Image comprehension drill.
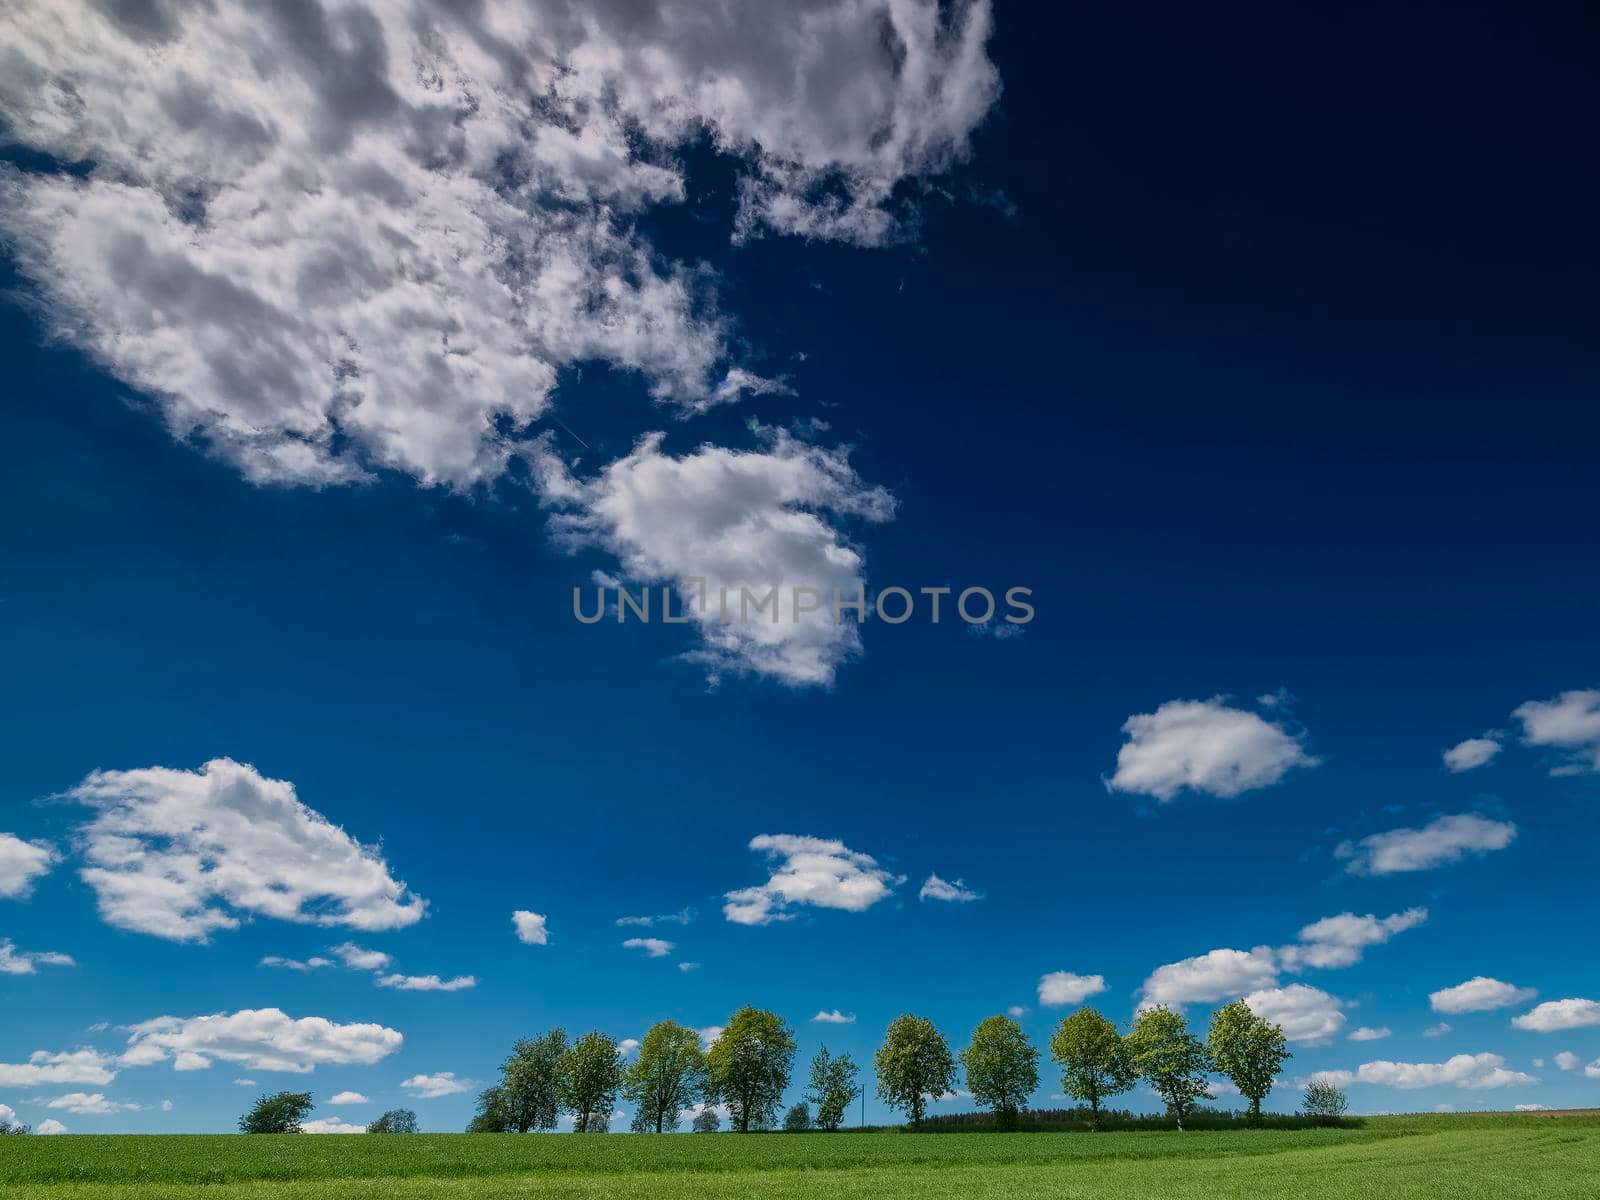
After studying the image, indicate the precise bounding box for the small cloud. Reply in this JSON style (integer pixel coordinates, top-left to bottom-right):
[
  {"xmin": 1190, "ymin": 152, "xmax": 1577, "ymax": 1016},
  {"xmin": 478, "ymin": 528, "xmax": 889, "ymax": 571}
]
[
  {"xmin": 36, "ymin": 1119, "xmax": 67, "ymax": 1135},
  {"xmin": 1423, "ymin": 1023, "xmax": 1452, "ymax": 1038},
  {"xmin": 1429, "ymin": 977, "xmax": 1537, "ymax": 1014},
  {"xmin": 812, "ymin": 1010, "xmax": 856, "ymax": 1024},
  {"xmin": 512, "ymin": 911, "xmax": 549, "ymax": 946},
  {"xmin": 697, "ymin": 1026, "xmax": 724, "ymax": 1050},
  {"xmin": 617, "ymin": 1039, "xmax": 641, "ymax": 1057},
  {"xmin": 616, "ymin": 908, "xmax": 694, "ymax": 928},
  {"xmin": 233, "ymin": 1078, "xmax": 257, "ymax": 1086},
  {"xmin": 374, "ymin": 973, "xmax": 477, "ymax": 992},
  {"xmin": 677, "ymin": 962, "xmax": 701, "ymax": 973},
  {"xmin": 259, "ymin": 955, "xmax": 334, "ymax": 972},
  {"xmin": 329, "ymin": 943, "xmax": 392, "ymax": 972},
  {"xmin": 622, "ymin": 938, "xmax": 674, "ymax": 958},
  {"xmin": 1348, "ymin": 1027, "xmax": 1392, "ymax": 1042},
  {"xmin": 1336, "ymin": 814, "xmax": 1516, "ymax": 875},
  {"xmin": 400, "ymin": 1072, "xmax": 470, "ymax": 1099},
  {"xmin": 1554, "ymin": 1052, "xmax": 1579, "ymax": 1071},
  {"xmin": 329, "ymin": 1092, "xmax": 369, "ymax": 1105},
  {"xmin": 302, "ymin": 1117, "xmax": 366, "ymax": 1134},
  {"xmin": 918, "ymin": 874, "xmax": 983, "ymax": 903},
  {"xmin": 1037, "ymin": 972, "xmax": 1108, "ymax": 1007},
  {"xmin": 1442, "ymin": 734, "xmax": 1503, "ymax": 773},
  {"xmin": 1007, "ymin": 1005, "xmax": 1028, "ymax": 1018}
]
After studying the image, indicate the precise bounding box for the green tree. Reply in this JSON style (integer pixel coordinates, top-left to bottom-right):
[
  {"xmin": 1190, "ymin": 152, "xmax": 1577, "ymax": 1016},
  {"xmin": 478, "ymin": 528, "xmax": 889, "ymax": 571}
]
[
  {"xmin": 366, "ymin": 1108, "xmax": 418, "ymax": 1134},
  {"xmin": 1301, "ymin": 1079, "xmax": 1349, "ymax": 1124},
  {"xmin": 959, "ymin": 1015, "xmax": 1039, "ymax": 1131},
  {"xmin": 805, "ymin": 1046, "xmax": 862, "ymax": 1132},
  {"xmin": 466, "ymin": 1085, "xmax": 510, "ymax": 1132},
  {"xmin": 238, "ymin": 1091, "xmax": 314, "ymax": 1134},
  {"xmin": 1207, "ymin": 1000, "xmax": 1291, "ymax": 1124},
  {"xmin": 1048, "ymin": 1007, "xmax": 1136, "ymax": 1129},
  {"xmin": 783, "ymin": 1102, "xmax": 812, "ymax": 1131},
  {"xmin": 704, "ymin": 1007, "xmax": 797, "ymax": 1133},
  {"xmin": 1126, "ymin": 1007, "xmax": 1213, "ymax": 1130},
  {"xmin": 691, "ymin": 1107, "xmax": 721, "ymax": 1133},
  {"xmin": 874, "ymin": 1014, "xmax": 956, "ymax": 1128},
  {"xmin": 623, "ymin": 1019, "xmax": 707, "ymax": 1134},
  {"xmin": 559, "ymin": 1031, "xmax": 625, "ymax": 1133},
  {"xmin": 496, "ymin": 1030, "xmax": 568, "ymax": 1132}
]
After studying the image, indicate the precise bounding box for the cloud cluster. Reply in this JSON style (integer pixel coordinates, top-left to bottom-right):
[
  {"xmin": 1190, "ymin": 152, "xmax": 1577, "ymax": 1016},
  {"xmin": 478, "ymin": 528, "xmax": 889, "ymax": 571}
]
[
  {"xmin": 66, "ymin": 758, "xmax": 424, "ymax": 942},
  {"xmin": 121, "ymin": 1008, "xmax": 403, "ymax": 1073},
  {"xmin": 0, "ymin": 833, "xmax": 56, "ymax": 899},
  {"xmin": 1107, "ymin": 698, "xmax": 1318, "ymax": 802},
  {"xmin": 1140, "ymin": 948, "xmax": 1279, "ymax": 1009},
  {"xmin": 45, "ymin": 1092, "xmax": 141, "ymax": 1115},
  {"xmin": 0, "ymin": 1049, "xmax": 118, "ymax": 1088},
  {"xmin": 1242, "ymin": 985, "xmax": 1345, "ymax": 1045},
  {"xmin": 1428, "ymin": 977, "xmax": 1537, "ymax": 1014},
  {"xmin": 1336, "ymin": 813, "xmax": 1516, "ymax": 876},
  {"xmin": 1276, "ymin": 908, "xmax": 1428, "ymax": 972},
  {"xmin": 1313, "ymin": 1053, "xmax": 1535, "ymax": 1090},
  {"xmin": 723, "ymin": 834, "xmax": 902, "ymax": 925}
]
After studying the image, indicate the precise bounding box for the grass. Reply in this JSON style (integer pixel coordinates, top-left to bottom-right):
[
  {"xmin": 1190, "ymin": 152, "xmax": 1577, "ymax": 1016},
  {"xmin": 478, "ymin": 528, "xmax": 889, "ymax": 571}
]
[{"xmin": 3, "ymin": 1115, "xmax": 1596, "ymax": 1198}]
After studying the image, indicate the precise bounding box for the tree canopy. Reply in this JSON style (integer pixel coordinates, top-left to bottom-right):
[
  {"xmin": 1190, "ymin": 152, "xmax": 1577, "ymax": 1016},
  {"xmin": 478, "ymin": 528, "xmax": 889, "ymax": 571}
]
[
  {"xmin": 1126, "ymin": 1007, "xmax": 1213, "ymax": 1130},
  {"xmin": 238, "ymin": 1091, "xmax": 314, "ymax": 1134},
  {"xmin": 806, "ymin": 1045, "xmax": 862, "ymax": 1132},
  {"xmin": 960, "ymin": 1015, "xmax": 1039, "ymax": 1130},
  {"xmin": 559, "ymin": 1031, "xmax": 626, "ymax": 1133},
  {"xmin": 623, "ymin": 1019, "xmax": 707, "ymax": 1134},
  {"xmin": 1048, "ymin": 1006, "xmax": 1137, "ymax": 1127},
  {"xmin": 705, "ymin": 1007, "xmax": 796, "ymax": 1133},
  {"xmin": 874, "ymin": 1014, "xmax": 956, "ymax": 1127},
  {"xmin": 495, "ymin": 1030, "xmax": 568, "ymax": 1132},
  {"xmin": 1207, "ymin": 1000, "xmax": 1291, "ymax": 1123},
  {"xmin": 366, "ymin": 1109, "xmax": 418, "ymax": 1134}
]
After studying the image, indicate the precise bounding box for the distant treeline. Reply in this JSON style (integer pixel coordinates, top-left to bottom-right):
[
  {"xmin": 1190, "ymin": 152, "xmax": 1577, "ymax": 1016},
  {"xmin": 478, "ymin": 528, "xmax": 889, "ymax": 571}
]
[
  {"xmin": 459, "ymin": 1000, "xmax": 1351, "ymax": 1134},
  {"xmin": 915, "ymin": 1106, "xmax": 1360, "ymax": 1133}
]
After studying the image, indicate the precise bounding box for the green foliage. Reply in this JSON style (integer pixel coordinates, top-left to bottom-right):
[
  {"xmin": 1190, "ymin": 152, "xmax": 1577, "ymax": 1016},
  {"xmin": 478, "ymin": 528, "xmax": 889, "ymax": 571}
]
[
  {"xmin": 1, "ymin": 1120, "xmax": 29, "ymax": 1135},
  {"xmin": 704, "ymin": 1007, "xmax": 797, "ymax": 1133},
  {"xmin": 784, "ymin": 1103, "xmax": 812, "ymax": 1131},
  {"xmin": 1048, "ymin": 1007, "xmax": 1136, "ymax": 1128},
  {"xmin": 1302, "ymin": 1080, "xmax": 1350, "ymax": 1123},
  {"xmin": 1208, "ymin": 1001, "xmax": 1291, "ymax": 1122},
  {"xmin": 874, "ymin": 1014, "xmax": 956, "ymax": 1128},
  {"xmin": 623, "ymin": 1019, "xmax": 706, "ymax": 1134},
  {"xmin": 692, "ymin": 1107, "xmax": 722, "ymax": 1133},
  {"xmin": 493, "ymin": 1030, "xmax": 568, "ymax": 1133},
  {"xmin": 238, "ymin": 1091, "xmax": 314, "ymax": 1134},
  {"xmin": 366, "ymin": 1109, "xmax": 418, "ymax": 1134},
  {"xmin": 559, "ymin": 1031, "xmax": 626, "ymax": 1133},
  {"xmin": 806, "ymin": 1046, "xmax": 862, "ymax": 1132},
  {"xmin": 1126, "ymin": 1007, "xmax": 1213, "ymax": 1130},
  {"xmin": 959, "ymin": 1015, "xmax": 1039, "ymax": 1131}
]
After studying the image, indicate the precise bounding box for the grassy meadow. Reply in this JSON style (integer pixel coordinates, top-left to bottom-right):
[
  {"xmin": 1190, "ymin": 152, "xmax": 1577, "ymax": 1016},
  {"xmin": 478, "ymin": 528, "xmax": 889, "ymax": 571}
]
[{"xmin": 2, "ymin": 1114, "xmax": 1596, "ymax": 1199}]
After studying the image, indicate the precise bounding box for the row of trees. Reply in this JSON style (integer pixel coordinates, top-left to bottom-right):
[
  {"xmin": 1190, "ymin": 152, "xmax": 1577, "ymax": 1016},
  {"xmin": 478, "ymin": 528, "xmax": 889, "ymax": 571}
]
[{"xmin": 469, "ymin": 1000, "xmax": 1307, "ymax": 1134}]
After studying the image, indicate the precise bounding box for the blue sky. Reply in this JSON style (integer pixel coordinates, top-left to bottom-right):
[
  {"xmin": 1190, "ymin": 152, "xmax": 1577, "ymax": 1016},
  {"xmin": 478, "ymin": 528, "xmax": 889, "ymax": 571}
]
[{"xmin": 2, "ymin": 1, "xmax": 1598, "ymax": 1133}]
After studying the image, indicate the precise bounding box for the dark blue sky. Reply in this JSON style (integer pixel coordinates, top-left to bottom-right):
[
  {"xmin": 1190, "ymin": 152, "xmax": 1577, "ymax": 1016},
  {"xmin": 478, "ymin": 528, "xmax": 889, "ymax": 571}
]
[{"xmin": 1, "ymin": 1, "xmax": 1596, "ymax": 1130}]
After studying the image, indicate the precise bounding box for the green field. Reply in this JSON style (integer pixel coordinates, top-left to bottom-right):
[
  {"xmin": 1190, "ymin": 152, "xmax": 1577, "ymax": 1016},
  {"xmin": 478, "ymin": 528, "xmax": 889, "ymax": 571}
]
[{"xmin": 4, "ymin": 1116, "xmax": 1597, "ymax": 1198}]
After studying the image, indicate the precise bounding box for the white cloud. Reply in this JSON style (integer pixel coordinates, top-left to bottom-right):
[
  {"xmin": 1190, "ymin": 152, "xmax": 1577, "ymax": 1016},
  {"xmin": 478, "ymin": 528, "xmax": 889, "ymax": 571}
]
[
  {"xmin": 1587, "ymin": 1060, "xmax": 1600, "ymax": 1080},
  {"xmin": 46, "ymin": 1092, "xmax": 142, "ymax": 1115},
  {"xmin": 375, "ymin": 973, "xmax": 476, "ymax": 992},
  {"xmin": 1554, "ymin": 1052, "xmax": 1579, "ymax": 1071},
  {"xmin": 260, "ymin": 955, "xmax": 334, "ymax": 972},
  {"xmin": 812, "ymin": 1010, "xmax": 856, "ymax": 1024},
  {"xmin": 0, "ymin": 1, "xmax": 997, "ymax": 686},
  {"xmin": 161, "ymin": 1099, "xmax": 173, "ymax": 1112},
  {"xmin": 0, "ymin": 833, "xmax": 56, "ymax": 898},
  {"xmin": 621, "ymin": 938, "xmax": 674, "ymax": 959},
  {"xmin": 512, "ymin": 911, "xmax": 549, "ymax": 946},
  {"xmin": 65, "ymin": 758, "xmax": 424, "ymax": 942},
  {"xmin": 918, "ymin": 874, "xmax": 983, "ymax": 903},
  {"xmin": 1106, "ymin": 698, "xmax": 1318, "ymax": 802},
  {"xmin": 0, "ymin": 1049, "xmax": 117, "ymax": 1088},
  {"xmin": 677, "ymin": 962, "xmax": 701, "ymax": 973},
  {"xmin": 0, "ymin": 937, "xmax": 75, "ymax": 976},
  {"xmin": 303, "ymin": 1117, "xmax": 366, "ymax": 1134},
  {"xmin": 1037, "ymin": 972, "xmax": 1109, "ymax": 1007},
  {"xmin": 122, "ymin": 1008, "xmax": 402, "ymax": 1073},
  {"xmin": 1429, "ymin": 977, "xmax": 1538, "ymax": 1014},
  {"xmin": 534, "ymin": 430, "xmax": 895, "ymax": 687},
  {"xmin": 1348, "ymin": 1027, "xmax": 1392, "ymax": 1042},
  {"xmin": 0, "ymin": 1103, "xmax": 15, "ymax": 1127},
  {"xmin": 1277, "ymin": 908, "xmax": 1428, "ymax": 972},
  {"xmin": 1515, "ymin": 1103, "xmax": 1549, "ymax": 1111},
  {"xmin": 616, "ymin": 909, "xmax": 693, "ymax": 928},
  {"xmin": 400, "ymin": 1072, "xmax": 469, "ymax": 1099},
  {"xmin": 1340, "ymin": 1053, "xmax": 1536, "ymax": 1090},
  {"xmin": 233, "ymin": 1078, "xmax": 257, "ymax": 1087},
  {"xmin": 1243, "ymin": 985, "xmax": 1345, "ymax": 1045},
  {"xmin": 1443, "ymin": 736, "xmax": 1502, "ymax": 772},
  {"xmin": 617, "ymin": 1039, "xmax": 640, "ymax": 1058},
  {"xmin": 697, "ymin": 1027, "xmax": 724, "ymax": 1050},
  {"xmin": 1513, "ymin": 689, "xmax": 1600, "ymax": 774},
  {"xmin": 1511, "ymin": 999, "xmax": 1600, "ymax": 1033},
  {"xmin": 723, "ymin": 834, "xmax": 901, "ymax": 925},
  {"xmin": 1140, "ymin": 948, "xmax": 1277, "ymax": 1009},
  {"xmin": 1007, "ymin": 1005, "xmax": 1028, "ymax": 1018},
  {"xmin": 1336, "ymin": 814, "xmax": 1516, "ymax": 875},
  {"xmin": 174, "ymin": 1052, "xmax": 211, "ymax": 1072},
  {"xmin": 36, "ymin": 1118, "xmax": 67, "ymax": 1135},
  {"xmin": 329, "ymin": 1091, "xmax": 369, "ymax": 1105},
  {"xmin": 1424, "ymin": 1023, "xmax": 1452, "ymax": 1038},
  {"xmin": 330, "ymin": 943, "xmax": 393, "ymax": 972}
]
